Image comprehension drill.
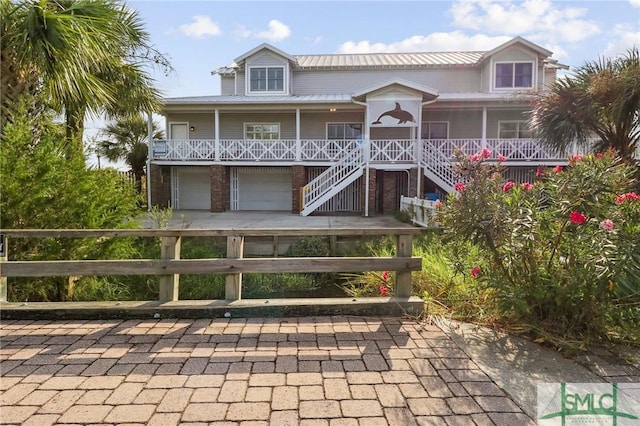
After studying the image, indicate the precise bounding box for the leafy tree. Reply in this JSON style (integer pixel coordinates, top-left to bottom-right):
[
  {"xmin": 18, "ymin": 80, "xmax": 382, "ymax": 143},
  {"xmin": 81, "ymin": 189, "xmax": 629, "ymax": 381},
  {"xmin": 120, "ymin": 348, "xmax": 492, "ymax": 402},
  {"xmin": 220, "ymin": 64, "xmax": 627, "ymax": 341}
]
[
  {"xmin": 99, "ymin": 115, "xmax": 164, "ymax": 192},
  {"xmin": 0, "ymin": 98, "xmax": 142, "ymax": 301},
  {"xmin": 0, "ymin": 0, "xmax": 171, "ymax": 145},
  {"xmin": 530, "ymin": 47, "xmax": 640, "ymax": 163}
]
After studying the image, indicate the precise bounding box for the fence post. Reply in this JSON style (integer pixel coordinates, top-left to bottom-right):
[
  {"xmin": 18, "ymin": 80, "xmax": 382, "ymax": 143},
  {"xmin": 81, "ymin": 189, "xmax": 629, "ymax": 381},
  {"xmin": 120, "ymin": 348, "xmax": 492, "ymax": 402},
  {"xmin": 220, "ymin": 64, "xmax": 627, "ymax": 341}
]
[
  {"xmin": 0, "ymin": 234, "xmax": 7, "ymax": 302},
  {"xmin": 395, "ymin": 233, "xmax": 413, "ymax": 297},
  {"xmin": 225, "ymin": 236, "xmax": 244, "ymax": 300},
  {"xmin": 159, "ymin": 236, "xmax": 181, "ymax": 302}
]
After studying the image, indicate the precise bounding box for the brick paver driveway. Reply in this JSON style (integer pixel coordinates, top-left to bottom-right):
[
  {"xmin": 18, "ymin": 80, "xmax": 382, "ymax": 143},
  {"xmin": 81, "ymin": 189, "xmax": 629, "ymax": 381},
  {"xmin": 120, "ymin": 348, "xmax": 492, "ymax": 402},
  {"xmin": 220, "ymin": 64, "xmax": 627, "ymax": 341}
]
[{"xmin": 0, "ymin": 317, "xmax": 534, "ymax": 425}]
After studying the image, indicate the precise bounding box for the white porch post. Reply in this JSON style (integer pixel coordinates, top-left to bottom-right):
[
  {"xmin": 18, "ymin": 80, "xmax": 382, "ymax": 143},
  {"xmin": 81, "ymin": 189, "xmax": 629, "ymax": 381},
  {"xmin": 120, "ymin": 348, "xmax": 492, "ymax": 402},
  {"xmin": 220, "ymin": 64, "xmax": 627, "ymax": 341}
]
[
  {"xmin": 416, "ymin": 107, "xmax": 423, "ymax": 198},
  {"xmin": 295, "ymin": 108, "xmax": 301, "ymax": 161},
  {"xmin": 482, "ymin": 107, "xmax": 487, "ymax": 149},
  {"xmin": 146, "ymin": 112, "xmax": 153, "ymax": 211},
  {"xmin": 214, "ymin": 109, "xmax": 220, "ymax": 161},
  {"xmin": 364, "ymin": 140, "xmax": 370, "ymax": 217}
]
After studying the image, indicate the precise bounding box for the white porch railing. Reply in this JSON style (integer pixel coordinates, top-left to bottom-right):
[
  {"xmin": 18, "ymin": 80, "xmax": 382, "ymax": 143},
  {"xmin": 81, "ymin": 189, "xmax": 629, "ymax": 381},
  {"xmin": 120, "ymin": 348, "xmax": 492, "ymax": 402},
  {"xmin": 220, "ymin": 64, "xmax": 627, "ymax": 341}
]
[
  {"xmin": 420, "ymin": 143, "xmax": 456, "ymax": 193},
  {"xmin": 151, "ymin": 138, "xmax": 604, "ymax": 163},
  {"xmin": 400, "ymin": 196, "xmax": 438, "ymax": 228},
  {"xmin": 300, "ymin": 144, "xmax": 366, "ymax": 216}
]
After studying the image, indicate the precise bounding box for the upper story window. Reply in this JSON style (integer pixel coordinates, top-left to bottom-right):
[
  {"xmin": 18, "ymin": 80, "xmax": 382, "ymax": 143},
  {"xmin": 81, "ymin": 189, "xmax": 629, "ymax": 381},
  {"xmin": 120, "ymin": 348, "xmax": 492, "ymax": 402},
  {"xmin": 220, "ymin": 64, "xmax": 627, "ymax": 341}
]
[
  {"xmin": 498, "ymin": 121, "xmax": 534, "ymax": 139},
  {"xmin": 495, "ymin": 62, "xmax": 533, "ymax": 89},
  {"xmin": 245, "ymin": 123, "xmax": 280, "ymax": 140},
  {"xmin": 327, "ymin": 123, "xmax": 363, "ymax": 140},
  {"xmin": 249, "ymin": 67, "xmax": 284, "ymax": 93},
  {"xmin": 421, "ymin": 122, "xmax": 449, "ymax": 139}
]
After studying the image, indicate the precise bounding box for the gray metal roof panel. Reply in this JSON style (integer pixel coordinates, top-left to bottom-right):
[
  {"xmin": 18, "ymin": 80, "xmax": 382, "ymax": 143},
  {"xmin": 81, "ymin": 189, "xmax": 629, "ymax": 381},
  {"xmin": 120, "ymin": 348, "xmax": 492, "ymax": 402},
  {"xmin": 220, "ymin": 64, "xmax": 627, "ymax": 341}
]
[{"xmin": 164, "ymin": 94, "xmax": 354, "ymax": 104}]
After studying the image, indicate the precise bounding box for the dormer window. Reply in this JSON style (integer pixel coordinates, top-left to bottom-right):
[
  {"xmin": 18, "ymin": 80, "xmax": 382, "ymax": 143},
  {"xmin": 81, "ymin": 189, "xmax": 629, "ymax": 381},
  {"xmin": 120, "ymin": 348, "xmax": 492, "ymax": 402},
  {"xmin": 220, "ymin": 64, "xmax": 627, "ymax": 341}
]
[
  {"xmin": 495, "ymin": 62, "xmax": 533, "ymax": 89},
  {"xmin": 249, "ymin": 66, "xmax": 284, "ymax": 93}
]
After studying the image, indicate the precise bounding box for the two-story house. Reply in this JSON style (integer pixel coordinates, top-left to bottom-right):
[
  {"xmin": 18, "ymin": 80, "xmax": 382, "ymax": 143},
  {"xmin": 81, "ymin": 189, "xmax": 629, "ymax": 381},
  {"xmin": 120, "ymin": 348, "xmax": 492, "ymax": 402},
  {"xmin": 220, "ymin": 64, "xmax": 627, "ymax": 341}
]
[{"xmin": 150, "ymin": 36, "xmax": 569, "ymax": 216}]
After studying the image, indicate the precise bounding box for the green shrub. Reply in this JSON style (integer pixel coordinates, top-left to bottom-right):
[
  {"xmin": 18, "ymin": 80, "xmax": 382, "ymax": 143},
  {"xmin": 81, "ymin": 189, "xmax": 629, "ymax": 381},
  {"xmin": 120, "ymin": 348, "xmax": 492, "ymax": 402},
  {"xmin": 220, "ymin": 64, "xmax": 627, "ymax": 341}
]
[{"xmin": 435, "ymin": 149, "xmax": 640, "ymax": 341}]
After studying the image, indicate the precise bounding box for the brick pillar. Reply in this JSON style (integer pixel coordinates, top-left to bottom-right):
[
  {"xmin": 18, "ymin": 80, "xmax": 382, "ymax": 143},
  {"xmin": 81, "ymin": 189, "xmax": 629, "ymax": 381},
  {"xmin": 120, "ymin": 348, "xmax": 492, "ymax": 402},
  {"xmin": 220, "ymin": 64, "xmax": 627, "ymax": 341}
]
[
  {"xmin": 291, "ymin": 165, "xmax": 306, "ymax": 213},
  {"xmin": 409, "ymin": 168, "xmax": 419, "ymax": 198},
  {"xmin": 150, "ymin": 165, "xmax": 171, "ymax": 208},
  {"xmin": 360, "ymin": 169, "xmax": 377, "ymax": 216},
  {"xmin": 382, "ymin": 171, "xmax": 397, "ymax": 214},
  {"xmin": 210, "ymin": 165, "xmax": 228, "ymax": 212}
]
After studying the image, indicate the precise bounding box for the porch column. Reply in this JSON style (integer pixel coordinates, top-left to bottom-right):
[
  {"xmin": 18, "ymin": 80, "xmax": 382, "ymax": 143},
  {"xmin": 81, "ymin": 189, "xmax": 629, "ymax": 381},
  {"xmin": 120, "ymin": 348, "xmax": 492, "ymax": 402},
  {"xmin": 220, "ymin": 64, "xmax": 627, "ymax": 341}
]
[
  {"xmin": 291, "ymin": 165, "xmax": 305, "ymax": 214},
  {"xmin": 416, "ymin": 106, "xmax": 423, "ymax": 198},
  {"xmin": 210, "ymin": 165, "xmax": 227, "ymax": 212},
  {"xmin": 214, "ymin": 109, "xmax": 220, "ymax": 161},
  {"xmin": 146, "ymin": 112, "xmax": 153, "ymax": 211},
  {"xmin": 295, "ymin": 108, "xmax": 301, "ymax": 161},
  {"xmin": 482, "ymin": 107, "xmax": 487, "ymax": 149}
]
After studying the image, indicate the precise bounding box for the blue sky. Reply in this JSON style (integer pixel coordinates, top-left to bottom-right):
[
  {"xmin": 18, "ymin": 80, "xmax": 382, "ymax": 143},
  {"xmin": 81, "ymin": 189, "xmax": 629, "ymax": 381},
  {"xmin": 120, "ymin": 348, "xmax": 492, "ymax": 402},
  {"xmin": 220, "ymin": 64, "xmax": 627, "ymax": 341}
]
[
  {"xmin": 130, "ymin": 0, "xmax": 640, "ymax": 98},
  {"xmin": 87, "ymin": 0, "xmax": 639, "ymax": 168}
]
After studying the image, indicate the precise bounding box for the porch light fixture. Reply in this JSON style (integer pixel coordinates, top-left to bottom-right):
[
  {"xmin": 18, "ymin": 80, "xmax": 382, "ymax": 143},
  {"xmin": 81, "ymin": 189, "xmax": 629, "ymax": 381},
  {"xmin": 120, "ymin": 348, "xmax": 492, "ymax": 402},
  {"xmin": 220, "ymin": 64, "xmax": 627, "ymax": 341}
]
[
  {"xmin": 329, "ymin": 108, "xmax": 336, "ymax": 112},
  {"xmin": 190, "ymin": 125, "xmax": 196, "ymax": 131}
]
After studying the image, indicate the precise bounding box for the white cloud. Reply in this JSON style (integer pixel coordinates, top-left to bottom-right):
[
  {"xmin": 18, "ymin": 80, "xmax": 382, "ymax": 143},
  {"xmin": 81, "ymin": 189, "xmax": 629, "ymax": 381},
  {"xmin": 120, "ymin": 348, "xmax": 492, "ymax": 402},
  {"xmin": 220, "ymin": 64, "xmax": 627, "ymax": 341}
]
[
  {"xmin": 337, "ymin": 31, "xmax": 511, "ymax": 53},
  {"xmin": 449, "ymin": 0, "xmax": 600, "ymax": 43},
  {"xmin": 236, "ymin": 20, "xmax": 291, "ymax": 42},
  {"xmin": 602, "ymin": 25, "xmax": 640, "ymax": 59},
  {"xmin": 255, "ymin": 20, "xmax": 291, "ymax": 42},
  {"xmin": 629, "ymin": 0, "xmax": 640, "ymax": 8},
  {"xmin": 179, "ymin": 16, "xmax": 221, "ymax": 39}
]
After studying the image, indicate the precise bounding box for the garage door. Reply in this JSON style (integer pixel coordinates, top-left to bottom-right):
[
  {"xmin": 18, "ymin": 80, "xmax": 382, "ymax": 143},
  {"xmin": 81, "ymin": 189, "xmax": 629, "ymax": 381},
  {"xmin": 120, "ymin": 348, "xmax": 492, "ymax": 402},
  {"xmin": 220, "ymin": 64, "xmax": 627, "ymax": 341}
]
[
  {"xmin": 235, "ymin": 168, "xmax": 291, "ymax": 211},
  {"xmin": 172, "ymin": 167, "xmax": 211, "ymax": 210}
]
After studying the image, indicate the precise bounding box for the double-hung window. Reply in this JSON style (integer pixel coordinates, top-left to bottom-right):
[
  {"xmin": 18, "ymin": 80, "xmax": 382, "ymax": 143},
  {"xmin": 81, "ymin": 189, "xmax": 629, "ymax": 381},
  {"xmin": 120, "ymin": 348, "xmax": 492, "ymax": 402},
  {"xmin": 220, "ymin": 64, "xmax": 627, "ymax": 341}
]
[
  {"xmin": 327, "ymin": 123, "xmax": 363, "ymax": 140},
  {"xmin": 421, "ymin": 122, "xmax": 449, "ymax": 139},
  {"xmin": 498, "ymin": 121, "xmax": 533, "ymax": 139},
  {"xmin": 249, "ymin": 67, "xmax": 284, "ymax": 93},
  {"xmin": 245, "ymin": 124, "xmax": 280, "ymax": 140},
  {"xmin": 495, "ymin": 62, "xmax": 533, "ymax": 89}
]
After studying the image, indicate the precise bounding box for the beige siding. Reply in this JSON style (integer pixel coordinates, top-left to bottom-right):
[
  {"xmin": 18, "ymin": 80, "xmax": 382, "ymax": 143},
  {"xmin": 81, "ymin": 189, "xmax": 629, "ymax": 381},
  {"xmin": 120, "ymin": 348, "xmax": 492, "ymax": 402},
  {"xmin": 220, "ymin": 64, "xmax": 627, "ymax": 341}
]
[
  {"xmin": 492, "ymin": 46, "xmax": 537, "ymax": 62},
  {"xmin": 423, "ymin": 110, "xmax": 484, "ymax": 139},
  {"xmin": 219, "ymin": 113, "xmax": 297, "ymax": 139},
  {"xmin": 292, "ymin": 68, "xmax": 481, "ymax": 95},
  {"xmin": 300, "ymin": 112, "xmax": 365, "ymax": 138},
  {"xmin": 166, "ymin": 113, "xmax": 215, "ymax": 139},
  {"xmin": 486, "ymin": 109, "xmax": 530, "ymax": 137},
  {"xmin": 221, "ymin": 76, "xmax": 236, "ymax": 95},
  {"xmin": 236, "ymin": 71, "xmax": 246, "ymax": 94},
  {"xmin": 247, "ymin": 51, "xmax": 288, "ymax": 67}
]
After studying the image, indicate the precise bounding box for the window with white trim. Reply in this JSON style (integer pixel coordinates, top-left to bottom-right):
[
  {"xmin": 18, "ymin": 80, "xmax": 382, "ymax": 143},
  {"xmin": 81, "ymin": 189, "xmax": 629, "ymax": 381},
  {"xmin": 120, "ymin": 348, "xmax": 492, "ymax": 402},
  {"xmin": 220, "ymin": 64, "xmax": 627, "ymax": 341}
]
[
  {"xmin": 498, "ymin": 121, "xmax": 534, "ymax": 139},
  {"xmin": 495, "ymin": 62, "xmax": 533, "ymax": 89},
  {"xmin": 327, "ymin": 123, "xmax": 363, "ymax": 140},
  {"xmin": 421, "ymin": 122, "xmax": 449, "ymax": 139},
  {"xmin": 249, "ymin": 67, "xmax": 284, "ymax": 92},
  {"xmin": 245, "ymin": 123, "xmax": 280, "ymax": 140}
]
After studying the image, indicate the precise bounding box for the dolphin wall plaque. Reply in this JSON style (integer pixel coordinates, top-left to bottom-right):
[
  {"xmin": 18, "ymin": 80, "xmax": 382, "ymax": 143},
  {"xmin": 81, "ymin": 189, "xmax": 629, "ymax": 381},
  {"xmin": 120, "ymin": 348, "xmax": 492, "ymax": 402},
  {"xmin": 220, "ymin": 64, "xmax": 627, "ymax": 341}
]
[{"xmin": 371, "ymin": 102, "xmax": 416, "ymax": 125}]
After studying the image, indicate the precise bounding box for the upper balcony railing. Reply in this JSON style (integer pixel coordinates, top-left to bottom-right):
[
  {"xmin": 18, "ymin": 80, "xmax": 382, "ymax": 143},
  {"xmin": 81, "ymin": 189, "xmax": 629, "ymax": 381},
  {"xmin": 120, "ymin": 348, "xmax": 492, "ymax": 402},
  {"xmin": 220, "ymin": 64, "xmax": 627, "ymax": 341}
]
[{"xmin": 151, "ymin": 138, "xmax": 578, "ymax": 164}]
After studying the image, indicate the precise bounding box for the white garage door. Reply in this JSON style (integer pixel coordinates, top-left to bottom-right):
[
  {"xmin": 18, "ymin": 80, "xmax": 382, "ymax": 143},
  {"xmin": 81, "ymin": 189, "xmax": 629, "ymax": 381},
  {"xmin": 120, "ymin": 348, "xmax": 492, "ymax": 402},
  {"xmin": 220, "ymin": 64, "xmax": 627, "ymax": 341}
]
[
  {"xmin": 235, "ymin": 168, "xmax": 291, "ymax": 211},
  {"xmin": 172, "ymin": 167, "xmax": 211, "ymax": 210}
]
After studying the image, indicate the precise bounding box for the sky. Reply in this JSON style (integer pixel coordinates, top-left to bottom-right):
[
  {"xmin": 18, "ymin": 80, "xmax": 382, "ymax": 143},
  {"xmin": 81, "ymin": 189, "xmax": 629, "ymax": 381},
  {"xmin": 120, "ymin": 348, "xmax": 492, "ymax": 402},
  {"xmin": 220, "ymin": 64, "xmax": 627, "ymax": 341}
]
[{"xmin": 87, "ymin": 0, "xmax": 640, "ymax": 168}]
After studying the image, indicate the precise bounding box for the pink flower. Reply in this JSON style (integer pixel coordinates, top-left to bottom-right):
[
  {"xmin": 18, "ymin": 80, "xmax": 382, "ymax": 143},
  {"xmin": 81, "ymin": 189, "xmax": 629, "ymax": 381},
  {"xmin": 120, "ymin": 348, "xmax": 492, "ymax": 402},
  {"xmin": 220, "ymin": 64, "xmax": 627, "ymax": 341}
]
[
  {"xmin": 502, "ymin": 181, "xmax": 516, "ymax": 192},
  {"xmin": 521, "ymin": 182, "xmax": 533, "ymax": 191},
  {"xmin": 471, "ymin": 266, "xmax": 481, "ymax": 278},
  {"xmin": 435, "ymin": 200, "xmax": 442, "ymax": 209},
  {"xmin": 497, "ymin": 153, "xmax": 507, "ymax": 162},
  {"xmin": 454, "ymin": 182, "xmax": 466, "ymax": 193},
  {"xmin": 381, "ymin": 271, "xmax": 390, "ymax": 282},
  {"xmin": 468, "ymin": 153, "xmax": 481, "ymax": 162},
  {"xmin": 553, "ymin": 165, "xmax": 563, "ymax": 173},
  {"xmin": 569, "ymin": 211, "xmax": 587, "ymax": 225},
  {"xmin": 600, "ymin": 219, "xmax": 615, "ymax": 231},
  {"xmin": 595, "ymin": 152, "xmax": 604, "ymax": 159},
  {"xmin": 569, "ymin": 155, "xmax": 583, "ymax": 165},
  {"xmin": 480, "ymin": 148, "xmax": 491, "ymax": 159},
  {"xmin": 615, "ymin": 192, "xmax": 640, "ymax": 204},
  {"xmin": 535, "ymin": 168, "xmax": 544, "ymax": 177},
  {"xmin": 379, "ymin": 285, "xmax": 389, "ymax": 297}
]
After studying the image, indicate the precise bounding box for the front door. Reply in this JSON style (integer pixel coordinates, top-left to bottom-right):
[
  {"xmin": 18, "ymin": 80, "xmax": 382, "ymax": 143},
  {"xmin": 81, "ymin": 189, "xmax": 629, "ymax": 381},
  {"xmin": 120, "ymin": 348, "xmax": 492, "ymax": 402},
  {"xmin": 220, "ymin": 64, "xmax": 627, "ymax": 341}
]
[{"xmin": 170, "ymin": 123, "xmax": 189, "ymax": 139}]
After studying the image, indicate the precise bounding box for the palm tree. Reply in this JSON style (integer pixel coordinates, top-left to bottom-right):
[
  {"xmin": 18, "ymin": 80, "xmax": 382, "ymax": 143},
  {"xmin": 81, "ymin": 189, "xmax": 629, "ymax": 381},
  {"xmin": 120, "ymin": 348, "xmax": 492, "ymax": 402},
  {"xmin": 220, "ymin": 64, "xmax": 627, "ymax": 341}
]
[
  {"xmin": 99, "ymin": 115, "xmax": 163, "ymax": 192},
  {"xmin": 0, "ymin": 0, "xmax": 171, "ymax": 145},
  {"xmin": 530, "ymin": 47, "xmax": 640, "ymax": 163}
]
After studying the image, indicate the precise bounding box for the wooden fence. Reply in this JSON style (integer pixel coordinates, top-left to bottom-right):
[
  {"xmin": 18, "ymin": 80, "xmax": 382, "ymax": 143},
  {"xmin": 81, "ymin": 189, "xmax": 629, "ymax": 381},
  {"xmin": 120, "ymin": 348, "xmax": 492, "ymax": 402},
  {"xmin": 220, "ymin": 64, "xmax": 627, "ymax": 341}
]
[{"xmin": 0, "ymin": 228, "xmax": 422, "ymax": 304}]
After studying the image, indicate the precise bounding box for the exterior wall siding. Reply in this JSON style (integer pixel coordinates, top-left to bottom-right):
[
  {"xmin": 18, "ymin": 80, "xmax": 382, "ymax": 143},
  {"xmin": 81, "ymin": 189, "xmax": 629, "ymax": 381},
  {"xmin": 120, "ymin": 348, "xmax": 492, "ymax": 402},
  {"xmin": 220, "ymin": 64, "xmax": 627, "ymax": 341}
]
[
  {"xmin": 292, "ymin": 68, "xmax": 481, "ymax": 95},
  {"xmin": 486, "ymin": 109, "xmax": 531, "ymax": 137},
  {"xmin": 166, "ymin": 113, "xmax": 215, "ymax": 140},
  {"xmin": 219, "ymin": 113, "xmax": 297, "ymax": 139},
  {"xmin": 221, "ymin": 76, "xmax": 236, "ymax": 95}
]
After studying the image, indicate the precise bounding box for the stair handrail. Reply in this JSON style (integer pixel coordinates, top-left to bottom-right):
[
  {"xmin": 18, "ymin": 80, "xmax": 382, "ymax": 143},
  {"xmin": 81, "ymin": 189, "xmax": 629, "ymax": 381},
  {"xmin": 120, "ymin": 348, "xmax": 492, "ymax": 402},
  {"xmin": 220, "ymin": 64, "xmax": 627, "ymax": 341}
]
[
  {"xmin": 420, "ymin": 142, "xmax": 456, "ymax": 191},
  {"xmin": 302, "ymin": 143, "xmax": 366, "ymax": 211}
]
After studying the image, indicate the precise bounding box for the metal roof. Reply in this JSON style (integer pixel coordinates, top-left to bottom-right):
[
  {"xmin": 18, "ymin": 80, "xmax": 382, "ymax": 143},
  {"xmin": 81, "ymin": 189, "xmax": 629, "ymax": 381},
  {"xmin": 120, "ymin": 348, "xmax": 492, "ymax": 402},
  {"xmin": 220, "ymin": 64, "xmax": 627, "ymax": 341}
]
[
  {"xmin": 295, "ymin": 51, "xmax": 484, "ymax": 68},
  {"xmin": 164, "ymin": 94, "xmax": 353, "ymax": 105}
]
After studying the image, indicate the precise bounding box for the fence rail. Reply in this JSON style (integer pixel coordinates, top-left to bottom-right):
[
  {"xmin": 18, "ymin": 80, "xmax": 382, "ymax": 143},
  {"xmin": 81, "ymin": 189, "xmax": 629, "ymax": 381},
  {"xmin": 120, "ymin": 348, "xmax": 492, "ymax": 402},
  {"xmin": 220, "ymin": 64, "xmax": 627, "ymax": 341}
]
[{"xmin": 0, "ymin": 227, "xmax": 422, "ymax": 303}]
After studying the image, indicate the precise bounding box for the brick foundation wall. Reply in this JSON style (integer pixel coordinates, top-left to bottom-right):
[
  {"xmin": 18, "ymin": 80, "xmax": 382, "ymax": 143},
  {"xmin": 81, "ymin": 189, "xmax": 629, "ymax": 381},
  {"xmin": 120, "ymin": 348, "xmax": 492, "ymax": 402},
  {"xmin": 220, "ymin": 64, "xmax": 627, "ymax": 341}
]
[
  {"xmin": 360, "ymin": 169, "xmax": 377, "ymax": 216},
  {"xmin": 382, "ymin": 171, "xmax": 398, "ymax": 214},
  {"xmin": 291, "ymin": 165, "xmax": 306, "ymax": 213},
  {"xmin": 409, "ymin": 168, "xmax": 419, "ymax": 198},
  {"xmin": 150, "ymin": 165, "xmax": 171, "ymax": 208},
  {"xmin": 210, "ymin": 165, "xmax": 229, "ymax": 212}
]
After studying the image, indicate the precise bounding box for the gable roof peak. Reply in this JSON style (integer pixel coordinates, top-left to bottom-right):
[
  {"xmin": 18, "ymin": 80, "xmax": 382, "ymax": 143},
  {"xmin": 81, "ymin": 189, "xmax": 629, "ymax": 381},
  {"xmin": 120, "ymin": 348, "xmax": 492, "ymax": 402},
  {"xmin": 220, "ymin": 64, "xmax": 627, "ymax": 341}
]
[{"xmin": 234, "ymin": 43, "xmax": 296, "ymax": 64}]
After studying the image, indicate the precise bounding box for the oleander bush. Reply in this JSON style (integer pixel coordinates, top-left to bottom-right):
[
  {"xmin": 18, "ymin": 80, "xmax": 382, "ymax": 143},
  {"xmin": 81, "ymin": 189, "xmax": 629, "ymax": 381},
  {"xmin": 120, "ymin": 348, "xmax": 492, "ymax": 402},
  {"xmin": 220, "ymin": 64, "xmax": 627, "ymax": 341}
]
[{"xmin": 435, "ymin": 148, "xmax": 640, "ymax": 342}]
